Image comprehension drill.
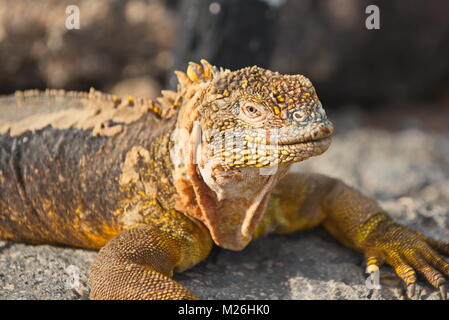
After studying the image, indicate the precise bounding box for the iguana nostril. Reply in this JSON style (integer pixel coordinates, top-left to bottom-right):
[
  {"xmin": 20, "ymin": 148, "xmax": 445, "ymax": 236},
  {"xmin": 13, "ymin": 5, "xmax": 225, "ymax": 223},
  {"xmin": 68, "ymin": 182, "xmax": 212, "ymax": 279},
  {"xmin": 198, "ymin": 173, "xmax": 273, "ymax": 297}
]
[
  {"xmin": 311, "ymin": 123, "xmax": 333, "ymax": 139},
  {"xmin": 321, "ymin": 125, "xmax": 332, "ymax": 135}
]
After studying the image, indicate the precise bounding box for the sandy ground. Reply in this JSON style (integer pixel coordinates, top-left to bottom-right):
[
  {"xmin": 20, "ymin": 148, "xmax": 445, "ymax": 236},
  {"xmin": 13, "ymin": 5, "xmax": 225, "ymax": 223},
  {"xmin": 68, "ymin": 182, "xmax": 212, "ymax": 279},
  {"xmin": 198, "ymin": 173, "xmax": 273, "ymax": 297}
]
[{"xmin": 0, "ymin": 109, "xmax": 448, "ymax": 300}]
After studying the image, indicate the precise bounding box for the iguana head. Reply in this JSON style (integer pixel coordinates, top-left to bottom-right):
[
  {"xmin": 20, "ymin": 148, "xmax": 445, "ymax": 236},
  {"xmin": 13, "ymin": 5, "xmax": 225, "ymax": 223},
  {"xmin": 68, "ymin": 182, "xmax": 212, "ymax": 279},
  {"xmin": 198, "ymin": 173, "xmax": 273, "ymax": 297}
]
[{"xmin": 171, "ymin": 60, "xmax": 333, "ymax": 250}]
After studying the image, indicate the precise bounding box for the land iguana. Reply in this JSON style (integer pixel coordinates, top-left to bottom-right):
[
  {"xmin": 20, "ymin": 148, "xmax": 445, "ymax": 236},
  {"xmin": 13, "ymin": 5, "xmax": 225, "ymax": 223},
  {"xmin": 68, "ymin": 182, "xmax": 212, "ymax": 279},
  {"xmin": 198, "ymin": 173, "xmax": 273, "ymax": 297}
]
[{"xmin": 0, "ymin": 60, "xmax": 448, "ymax": 300}]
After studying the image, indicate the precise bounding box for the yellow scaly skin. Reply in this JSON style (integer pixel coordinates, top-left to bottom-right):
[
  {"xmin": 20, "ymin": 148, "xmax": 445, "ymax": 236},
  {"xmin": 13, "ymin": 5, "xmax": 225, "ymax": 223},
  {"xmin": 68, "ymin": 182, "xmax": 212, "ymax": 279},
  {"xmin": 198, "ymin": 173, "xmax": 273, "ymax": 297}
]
[{"xmin": 0, "ymin": 60, "xmax": 448, "ymax": 299}]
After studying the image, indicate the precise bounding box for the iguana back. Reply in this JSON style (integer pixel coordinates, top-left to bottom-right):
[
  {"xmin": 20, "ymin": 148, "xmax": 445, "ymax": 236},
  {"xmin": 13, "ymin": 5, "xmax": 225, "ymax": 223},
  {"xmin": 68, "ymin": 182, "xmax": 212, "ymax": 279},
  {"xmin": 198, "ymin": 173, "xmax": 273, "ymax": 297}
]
[{"xmin": 0, "ymin": 89, "xmax": 178, "ymax": 249}]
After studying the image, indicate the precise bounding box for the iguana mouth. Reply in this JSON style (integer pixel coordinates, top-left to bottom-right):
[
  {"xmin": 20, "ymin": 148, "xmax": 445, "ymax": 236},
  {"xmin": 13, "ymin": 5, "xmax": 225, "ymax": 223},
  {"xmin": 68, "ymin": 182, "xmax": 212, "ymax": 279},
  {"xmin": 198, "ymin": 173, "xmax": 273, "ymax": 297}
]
[
  {"xmin": 210, "ymin": 135, "xmax": 332, "ymax": 168},
  {"xmin": 270, "ymin": 135, "xmax": 332, "ymax": 147}
]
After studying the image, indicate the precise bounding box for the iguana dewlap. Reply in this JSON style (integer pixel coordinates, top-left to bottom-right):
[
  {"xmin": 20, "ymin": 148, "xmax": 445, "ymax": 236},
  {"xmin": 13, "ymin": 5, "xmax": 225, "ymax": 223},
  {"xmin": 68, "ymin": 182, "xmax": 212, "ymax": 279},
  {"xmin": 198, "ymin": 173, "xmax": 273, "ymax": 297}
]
[{"xmin": 0, "ymin": 60, "xmax": 448, "ymax": 299}]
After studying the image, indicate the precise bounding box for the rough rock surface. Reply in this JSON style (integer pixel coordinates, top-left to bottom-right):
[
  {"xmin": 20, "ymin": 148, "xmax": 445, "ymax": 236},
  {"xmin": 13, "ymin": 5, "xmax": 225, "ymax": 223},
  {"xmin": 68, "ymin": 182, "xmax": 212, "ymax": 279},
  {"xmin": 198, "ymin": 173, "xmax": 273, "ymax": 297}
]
[{"xmin": 0, "ymin": 110, "xmax": 448, "ymax": 300}]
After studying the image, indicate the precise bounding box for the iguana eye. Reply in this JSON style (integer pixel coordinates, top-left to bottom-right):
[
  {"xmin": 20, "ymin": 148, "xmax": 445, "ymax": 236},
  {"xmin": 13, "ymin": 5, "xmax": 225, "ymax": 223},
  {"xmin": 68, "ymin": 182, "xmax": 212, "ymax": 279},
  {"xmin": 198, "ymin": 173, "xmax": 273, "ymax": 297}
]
[
  {"xmin": 292, "ymin": 110, "xmax": 307, "ymax": 122},
  {"xmin": 242, "ymin": 105, "xmax": 262, "ymax": 118}
]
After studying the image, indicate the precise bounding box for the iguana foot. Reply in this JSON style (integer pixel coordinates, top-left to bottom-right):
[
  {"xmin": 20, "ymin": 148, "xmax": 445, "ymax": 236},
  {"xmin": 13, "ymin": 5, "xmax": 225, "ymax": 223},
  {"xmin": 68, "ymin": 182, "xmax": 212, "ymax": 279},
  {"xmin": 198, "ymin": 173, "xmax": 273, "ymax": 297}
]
[{"xmin": 362, "ymin": 215, "xmax": 449, "ymax": 299}]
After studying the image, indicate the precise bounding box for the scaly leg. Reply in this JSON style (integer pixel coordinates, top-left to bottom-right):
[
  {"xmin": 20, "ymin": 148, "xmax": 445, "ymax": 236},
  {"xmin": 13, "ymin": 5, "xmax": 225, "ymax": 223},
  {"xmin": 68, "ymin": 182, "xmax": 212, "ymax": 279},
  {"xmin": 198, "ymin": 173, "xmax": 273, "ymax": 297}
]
[
  {"xmin": 263, "ymin": 172, "xmax": 449, "ymax": 299},
  {"xmin": 89, "ymin": 223, "xmax": 212, "ymax": 300}
]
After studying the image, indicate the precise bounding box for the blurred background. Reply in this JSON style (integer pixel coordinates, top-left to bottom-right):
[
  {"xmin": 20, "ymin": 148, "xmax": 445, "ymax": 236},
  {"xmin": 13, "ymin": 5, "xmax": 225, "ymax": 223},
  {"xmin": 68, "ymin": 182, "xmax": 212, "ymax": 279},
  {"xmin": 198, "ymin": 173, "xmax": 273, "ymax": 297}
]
[{"xmin": 1, "ymin": 0, "xmax": 448, "ymax": 117}]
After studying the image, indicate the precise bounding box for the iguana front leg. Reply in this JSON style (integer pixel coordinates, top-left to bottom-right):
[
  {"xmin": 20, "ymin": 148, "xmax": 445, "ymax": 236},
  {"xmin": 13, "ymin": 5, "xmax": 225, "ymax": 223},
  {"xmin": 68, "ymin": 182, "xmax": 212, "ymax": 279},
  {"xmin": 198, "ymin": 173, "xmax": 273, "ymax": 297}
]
[
  {"xmin": 265, "ymin": 172, "xmax": 449, "ymax": 299},
  {"xmin": 89, "ymin": 223, "xmax": 212, "ymax": 300}
]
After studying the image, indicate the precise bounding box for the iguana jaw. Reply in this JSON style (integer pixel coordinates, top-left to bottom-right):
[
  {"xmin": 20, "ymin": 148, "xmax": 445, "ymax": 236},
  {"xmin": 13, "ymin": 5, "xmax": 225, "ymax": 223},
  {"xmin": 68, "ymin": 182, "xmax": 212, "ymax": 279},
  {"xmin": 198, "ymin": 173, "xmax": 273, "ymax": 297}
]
[{"xmin": 206, "ymin": 133, "xmax": 332, "ymax": 169}]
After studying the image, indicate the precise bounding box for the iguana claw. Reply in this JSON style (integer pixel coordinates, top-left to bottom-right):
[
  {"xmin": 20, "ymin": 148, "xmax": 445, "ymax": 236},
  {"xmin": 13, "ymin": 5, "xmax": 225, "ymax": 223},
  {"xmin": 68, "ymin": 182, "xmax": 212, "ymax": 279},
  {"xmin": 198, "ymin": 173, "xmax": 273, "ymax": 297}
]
[{"xmin": 361, "ymin": 220, "xmax": 449, "ymax": 300}]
